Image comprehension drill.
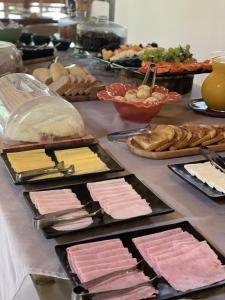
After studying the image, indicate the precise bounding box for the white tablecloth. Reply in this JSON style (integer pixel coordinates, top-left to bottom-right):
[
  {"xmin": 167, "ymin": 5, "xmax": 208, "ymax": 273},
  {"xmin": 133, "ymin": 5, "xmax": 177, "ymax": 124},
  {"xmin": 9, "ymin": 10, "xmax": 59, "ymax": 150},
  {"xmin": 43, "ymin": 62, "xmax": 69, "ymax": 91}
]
[{"xmin": 0, "ymin": 76, "xmax": 225, "ymax": 300}]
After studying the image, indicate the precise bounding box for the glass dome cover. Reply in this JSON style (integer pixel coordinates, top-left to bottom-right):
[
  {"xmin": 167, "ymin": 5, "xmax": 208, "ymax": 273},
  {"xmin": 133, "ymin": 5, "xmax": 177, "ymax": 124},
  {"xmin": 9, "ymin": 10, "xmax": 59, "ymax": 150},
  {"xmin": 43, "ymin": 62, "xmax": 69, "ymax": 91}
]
[
  {"xmin": 77, "ymin": 16, "xmax": 127, "ymax": 52},
  {"xmin": 0, "ymin": 73, "xmax": 85, "ymax": 144}
]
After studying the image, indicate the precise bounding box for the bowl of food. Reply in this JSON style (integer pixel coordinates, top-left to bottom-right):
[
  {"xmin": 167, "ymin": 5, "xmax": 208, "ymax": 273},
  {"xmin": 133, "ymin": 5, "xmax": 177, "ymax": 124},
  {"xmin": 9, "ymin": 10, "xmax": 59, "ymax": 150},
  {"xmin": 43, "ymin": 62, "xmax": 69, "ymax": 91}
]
[{"xmin": 97, "ymin": 83, "xmax": 182, "ymax": 123}]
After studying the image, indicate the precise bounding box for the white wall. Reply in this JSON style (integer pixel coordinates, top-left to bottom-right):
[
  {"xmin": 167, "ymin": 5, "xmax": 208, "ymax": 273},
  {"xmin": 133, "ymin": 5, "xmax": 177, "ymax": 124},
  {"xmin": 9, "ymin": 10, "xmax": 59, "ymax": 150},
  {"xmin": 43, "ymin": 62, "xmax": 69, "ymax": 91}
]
[{"xmin": 115, "ymin": 0, "xmax": 225, "ymax": 60}]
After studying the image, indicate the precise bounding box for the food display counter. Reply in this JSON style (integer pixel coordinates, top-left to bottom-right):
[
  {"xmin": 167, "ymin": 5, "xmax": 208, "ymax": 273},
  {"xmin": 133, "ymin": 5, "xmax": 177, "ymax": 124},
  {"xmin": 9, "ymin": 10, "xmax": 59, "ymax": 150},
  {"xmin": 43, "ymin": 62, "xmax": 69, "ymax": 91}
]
[{"xmin": 0, "ymin": 51, "xmax": 225, "ymax": 300}]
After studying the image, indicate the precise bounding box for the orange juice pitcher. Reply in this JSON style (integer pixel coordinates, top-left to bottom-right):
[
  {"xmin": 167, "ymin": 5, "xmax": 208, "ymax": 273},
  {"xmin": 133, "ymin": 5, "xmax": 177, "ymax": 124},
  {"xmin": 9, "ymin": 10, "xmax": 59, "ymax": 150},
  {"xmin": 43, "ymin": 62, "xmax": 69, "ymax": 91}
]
[{"xmin": 201, "ymin": 56, "xmax": 225, "ymax": 110}]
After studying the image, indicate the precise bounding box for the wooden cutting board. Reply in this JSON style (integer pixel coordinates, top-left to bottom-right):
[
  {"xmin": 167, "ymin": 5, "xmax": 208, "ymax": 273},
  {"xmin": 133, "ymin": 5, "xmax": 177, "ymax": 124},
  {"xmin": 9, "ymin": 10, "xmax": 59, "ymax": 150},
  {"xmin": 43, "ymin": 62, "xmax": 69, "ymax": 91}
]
[
  {"xmin": 128, "ymin": 137, "xmax": 225, "ymax": 159},
  {"xmin": 64, "ymin": 94, "xmax": 99, "ymax": 102},
  {"xmin": 0, "ymin": 133, "xmax": 96, "ymax": 153}
]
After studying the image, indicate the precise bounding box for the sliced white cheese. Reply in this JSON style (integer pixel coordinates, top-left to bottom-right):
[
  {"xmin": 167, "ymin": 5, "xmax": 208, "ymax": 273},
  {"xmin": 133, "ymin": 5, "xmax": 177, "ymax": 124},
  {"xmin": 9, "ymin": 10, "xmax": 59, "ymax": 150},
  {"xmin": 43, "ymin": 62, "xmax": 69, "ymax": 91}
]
[{"xmin": 184, "ymin": 161, "xmax": 225, "ymax": 194}]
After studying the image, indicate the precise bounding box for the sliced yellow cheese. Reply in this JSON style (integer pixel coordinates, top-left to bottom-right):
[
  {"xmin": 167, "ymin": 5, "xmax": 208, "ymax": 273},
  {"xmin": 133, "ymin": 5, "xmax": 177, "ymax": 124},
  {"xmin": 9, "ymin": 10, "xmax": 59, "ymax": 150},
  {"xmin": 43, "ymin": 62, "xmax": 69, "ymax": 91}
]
[
  {"xmin": 7, "ymin": 149, "xmax": 45, "ymax": 158},
  {"xmin": 7, "ymin": 149, "xmax": 55, "ymax": 173},
  {"xmin": 54, "ymin": 146, "xmax": 109, "ymax": 175}
]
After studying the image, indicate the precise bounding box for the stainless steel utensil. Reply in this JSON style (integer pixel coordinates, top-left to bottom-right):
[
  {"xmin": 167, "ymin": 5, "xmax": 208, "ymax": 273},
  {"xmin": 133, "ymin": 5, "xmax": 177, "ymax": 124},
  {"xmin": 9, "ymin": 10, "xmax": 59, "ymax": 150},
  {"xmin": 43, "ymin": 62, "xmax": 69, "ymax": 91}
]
[
  {"xmin": 16, "ymin": 162, "xmax": 75, "ymax": 182},
  {"xmin": 107, "ymin": 123, "xmax": 153, "ymax": 141},
  {"xmin": 150, "ymin": 63, "xmax": 157, "ymax": 90},
  {"xmin": 82, "ymin": 275, "xmax": 158, "ymax": 298},
  {"xmin": 142, "ymin": 63, "xmax": 156, "ymax": 86},
  {"xmin": 34, "ymin": 208, "xmax": 103, "ymax": 229},
  {"xmin": 36, "ymin": 202, "xmax": 92, "ymax": 220},
  {"xmin": 200, "ymin": 146, "xmax": 225, "ymax": 173},
  {"xmin": 83, "ymin": 260, "xmax": 143, "ymax": 289}
]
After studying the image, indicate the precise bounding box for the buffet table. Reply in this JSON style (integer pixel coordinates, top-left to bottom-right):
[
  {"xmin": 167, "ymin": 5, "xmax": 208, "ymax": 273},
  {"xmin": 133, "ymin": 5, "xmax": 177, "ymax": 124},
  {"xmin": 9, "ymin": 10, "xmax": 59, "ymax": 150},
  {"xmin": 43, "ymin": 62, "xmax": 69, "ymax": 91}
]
[{"xmin": 1, "ymin": 54, "xmax": 225, "ymax": 300}]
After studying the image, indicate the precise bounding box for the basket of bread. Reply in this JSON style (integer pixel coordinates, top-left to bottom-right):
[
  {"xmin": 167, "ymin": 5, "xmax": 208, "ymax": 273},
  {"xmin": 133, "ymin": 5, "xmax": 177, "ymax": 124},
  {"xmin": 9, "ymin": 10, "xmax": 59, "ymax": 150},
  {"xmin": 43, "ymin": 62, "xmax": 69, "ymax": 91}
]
[
  {"xmin": 128, "ymin": 124, "xmax": 225, "ymax": 159},
  {"xmin": 97, "ymin": 83, "xmax": 181, "ymax": 123},
  {"xmin": 32, "ymin": 63, "xmax": 105, "ymax": 101}
]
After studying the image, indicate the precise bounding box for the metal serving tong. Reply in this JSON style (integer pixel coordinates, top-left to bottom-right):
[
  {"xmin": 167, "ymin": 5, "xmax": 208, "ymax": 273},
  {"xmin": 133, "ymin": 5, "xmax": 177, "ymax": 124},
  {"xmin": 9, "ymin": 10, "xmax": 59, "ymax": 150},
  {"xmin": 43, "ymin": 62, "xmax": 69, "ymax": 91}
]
[
  {"xmin": 142, "ymin": 63, "xmax": 156, "ymax": 87},
  {"xmin": 16, "ymin": 161, "xmax": 75, "ymax": 182},
  {"xmin": 34, "ymin": 208, "xmax": 103, "ymax": 229},
  {"xmin": 107, "ymin": 123, "xmax": 156, "ymax": 141},
  {"xmin": 200, "ymin": 146, "xmax": 225, "ymax": 172},
  {"xmin": 80, "ymin": 268, "xmax": 158, "ymax": 298},
  {"xmin": 83, "ymin": 260, "xmax": 144, "ymax": 289}
]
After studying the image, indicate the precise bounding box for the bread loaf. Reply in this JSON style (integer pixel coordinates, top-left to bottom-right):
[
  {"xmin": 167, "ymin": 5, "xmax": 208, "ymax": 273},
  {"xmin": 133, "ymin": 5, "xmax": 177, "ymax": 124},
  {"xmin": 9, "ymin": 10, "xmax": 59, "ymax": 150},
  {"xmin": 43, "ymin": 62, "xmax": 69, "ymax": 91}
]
[
  {"xmin": 50, "ymin": 63, "xmax": 68, "ymax": 81},
  {"xmin": 32, "ymin": 68, "xmax": 52, "ymax": 85},
  {"xmin": 49, "ymin": 75, "xmax": 71, "ymax": 95}
]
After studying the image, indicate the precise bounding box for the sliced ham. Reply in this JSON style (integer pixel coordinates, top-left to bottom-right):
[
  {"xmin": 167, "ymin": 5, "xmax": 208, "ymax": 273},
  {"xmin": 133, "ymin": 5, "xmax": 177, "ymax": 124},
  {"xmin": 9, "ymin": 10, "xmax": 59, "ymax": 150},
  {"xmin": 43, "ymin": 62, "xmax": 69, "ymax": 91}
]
[
  {"xmin": 80, "ymin": 262, "xmax": 137, "ymax": 283},
  {"xmin": 69, "ymin": 248, "xmax": 129, "ymax": 261},
  {"xmin": 77, "ymin": 258, "xmax": 137, "ymax": 274},
  {"xmin": 75, "ymin": 253, "xmax": 132, "ymax": 268},
  {"xmin": 133, "ymin": 228, "xmax": 183, "ymax": 244},
  {"xmin": 156, "ymin": 242, "xmax": 225, "ymax": 292},
  {"xmin": 70, "ymin": 241, "xmax": 123, "ymax": 256},
  {"xmin": 105, "ymin": 203, "xmax": 152, "ymax": 219},
  {"xmin": 29, "ymin": 188, "xmax": 93, "ymax": 231},
  {"xmin": 53, "ymin": 216, "xmax": 92, "ymax": 231},
  {"xmin": 87, "ymin": 179, "xmax": 152, "ymax": 220},
  {"xmin": 90, "ymin": 270, "xmax": 148, "ymax": 292},
  {"xmin": 133, "ymin": 229, "xmax": 225, "ymax": 293},
  {"xmin": 87, "ymin": 178, "xmax": 126, "ymax": 187},
  {"xmin": 67, "ymin": 238, "xmax": 158, "ymax": 297}
]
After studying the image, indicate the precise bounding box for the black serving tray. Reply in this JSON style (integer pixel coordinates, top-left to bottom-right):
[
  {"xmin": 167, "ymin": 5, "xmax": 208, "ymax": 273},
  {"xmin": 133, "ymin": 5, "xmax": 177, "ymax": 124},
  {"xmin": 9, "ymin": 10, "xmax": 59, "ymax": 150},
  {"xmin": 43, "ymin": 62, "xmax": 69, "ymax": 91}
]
[
  {"xmin": 168, "ymin": 159, "xmax": 225, "ymax": 202},
  {"xmin": 23, "ymin": 174, "xmax": 173, "ymax": 239},
  {"xmin": 1, "ymin": 144, "xmax": 124, "ymax": 185},
  {"xmin": 55, "ymin": 220, "xmax": 225, "ymax": 300},
  {"xmin": 20, "ymin": 45, "xmax": 54, "ymax": 60}
]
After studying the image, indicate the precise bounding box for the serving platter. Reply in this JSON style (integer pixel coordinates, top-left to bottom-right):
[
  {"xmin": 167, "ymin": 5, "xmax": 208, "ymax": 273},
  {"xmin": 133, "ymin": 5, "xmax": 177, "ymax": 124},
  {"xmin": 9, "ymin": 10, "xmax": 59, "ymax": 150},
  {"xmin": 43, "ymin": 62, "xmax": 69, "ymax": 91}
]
[
  {"xmin": 128, "ymin": 137, "xmax": 225, "ymax": 160},
  {"xmin": 0, "ymin": 133, "xmax": 96, "ymax": 153},
  {"xmin": 168, "ymin": 159, "xmax": 225, "ymax": 202},
  {"xmin": 96, "ymin": 57, "xmax": 211, "ymax": 95},
  {"xmin": 1, "ymin": 144, "xmax": 124, "ymax": 185},
  {"xmin": 55, "ymin": 220, "xmax": 225, "ymax": 300},
  {"xmin": 23, "ymin": 174, "xmax": 174, "ymax": 239}
]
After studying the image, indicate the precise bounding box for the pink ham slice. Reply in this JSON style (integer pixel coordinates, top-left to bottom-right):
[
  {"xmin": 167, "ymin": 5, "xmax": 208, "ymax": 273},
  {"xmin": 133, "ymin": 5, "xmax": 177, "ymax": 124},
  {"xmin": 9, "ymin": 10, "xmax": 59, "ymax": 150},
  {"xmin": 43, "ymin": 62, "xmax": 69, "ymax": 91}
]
[
  {"xmin": 87, "ymin": 179, "xmax": 152, "ymax": 220},
  {"xmin": 69, "ymin": 240, "xmax": 123, "ymax": 256},
  {"xmin": 155, "ymin": 241, "xmax": 225, "ymax": 292},
  {"xmin": 105, "ymin": 203, "xmax": 152, "ymax": 219},
  {"xmin": 75, "ymin": 253, "xmax": 132, "ymax": 268},
  {"xmin": 87, "ymin": 178, "xmax": 126, "ymax": 187},
  {"xmin": 80, "ymin": 262, "xmax": 137, "ymax": 283},
  {"xmin": 67, "ymin": 238, "xmax": 158, "ymax": 297},
  {"xmin": 90, "ymin": 270, "xmax": 149, "ymax": 292},
  {"xmin": 69, "ymin": 248, "xmax": 130, "ymax": 262},
  {"xmin": 133, "ymin": 228, "xmax": 183, "ymax": 244},
  {"xmin": 67, "ymin": 239, "xmax": 122, "ymax": 252},
  {"xmin": 29, "ymin": 188, "xmax": 93, "ymax": 231},
  {"xmin": 76, "ymin": 258, "xmax": 137, "ymax": 278},
  {"xmin": 53, "ymin": 216, "xmax": 92, "ymax": 231}
]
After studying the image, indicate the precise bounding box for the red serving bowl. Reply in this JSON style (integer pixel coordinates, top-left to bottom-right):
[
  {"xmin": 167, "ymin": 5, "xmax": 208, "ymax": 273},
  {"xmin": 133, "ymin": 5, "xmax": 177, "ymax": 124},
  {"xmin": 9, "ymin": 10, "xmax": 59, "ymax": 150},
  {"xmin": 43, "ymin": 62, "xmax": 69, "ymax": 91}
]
[{"xmin": 97, "ymin": 83, "xmax": 182, "ymax": 123}]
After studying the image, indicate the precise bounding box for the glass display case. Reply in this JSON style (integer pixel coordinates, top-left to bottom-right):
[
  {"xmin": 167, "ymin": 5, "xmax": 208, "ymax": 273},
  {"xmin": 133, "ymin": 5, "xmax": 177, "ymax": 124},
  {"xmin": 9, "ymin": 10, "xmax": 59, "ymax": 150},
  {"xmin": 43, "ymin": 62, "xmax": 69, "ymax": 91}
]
[
  {"xmin": 0, "ymin": 73, "xmax": 85, "ymax": 144},
  {"xmin": 77, "ymin": 15, "xmax": 127, "ymax": 52}
]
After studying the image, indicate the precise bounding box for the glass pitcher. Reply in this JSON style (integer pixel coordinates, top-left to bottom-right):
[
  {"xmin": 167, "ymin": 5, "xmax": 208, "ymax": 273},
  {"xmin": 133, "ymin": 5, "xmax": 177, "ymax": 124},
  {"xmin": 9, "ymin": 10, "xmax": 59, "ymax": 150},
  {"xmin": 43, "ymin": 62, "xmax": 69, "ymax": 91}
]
[{"xmin": 201, "ymin": 55, "xmax": 225, "ymax": 110}]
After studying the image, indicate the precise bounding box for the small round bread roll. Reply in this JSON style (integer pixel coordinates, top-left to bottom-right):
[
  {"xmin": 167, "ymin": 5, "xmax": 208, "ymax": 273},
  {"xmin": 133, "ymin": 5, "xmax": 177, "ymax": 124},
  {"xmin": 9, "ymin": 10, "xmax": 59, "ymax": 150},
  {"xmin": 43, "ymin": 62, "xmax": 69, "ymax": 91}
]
[
  {"xmin": 125, "ymin": 89, "xmax": 138, "ymax": 101},
  {"xmin": 152, "ymin": 92, "xmax": 165, "ymax": 101},
  {"xmin": 144, "ymin": 96, "xmax": 158, "ymax": 104},
  {"xmin": 137, "ymin": 85, "xmax": 151, "ymax": 99},
  {"xmin": 114, "ymin": 96, "xmax": 125, "ymax": 101}
]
